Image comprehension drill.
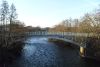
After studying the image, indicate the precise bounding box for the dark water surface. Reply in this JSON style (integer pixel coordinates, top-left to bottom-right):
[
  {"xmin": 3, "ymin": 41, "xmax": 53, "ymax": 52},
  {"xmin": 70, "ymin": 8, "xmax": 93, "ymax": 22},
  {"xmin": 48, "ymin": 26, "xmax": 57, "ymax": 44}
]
[{"xmin": 5, "ymin": 37, "xmax": 100, "ymax": 67}]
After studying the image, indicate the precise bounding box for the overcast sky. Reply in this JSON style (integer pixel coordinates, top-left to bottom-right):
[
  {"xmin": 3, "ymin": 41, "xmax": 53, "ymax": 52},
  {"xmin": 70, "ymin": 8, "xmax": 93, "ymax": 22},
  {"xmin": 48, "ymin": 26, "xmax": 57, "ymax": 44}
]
[{"xmin": 4, "ymin": 0, "xmax": 100, "ymax": 27}]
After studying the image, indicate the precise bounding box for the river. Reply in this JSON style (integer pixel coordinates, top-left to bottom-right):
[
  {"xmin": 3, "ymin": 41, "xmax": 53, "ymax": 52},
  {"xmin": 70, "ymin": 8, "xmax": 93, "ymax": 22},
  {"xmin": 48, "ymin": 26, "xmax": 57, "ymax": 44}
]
[{"xmin": 5, "ymin": 37, "xmax": 100, "ymax": 67}]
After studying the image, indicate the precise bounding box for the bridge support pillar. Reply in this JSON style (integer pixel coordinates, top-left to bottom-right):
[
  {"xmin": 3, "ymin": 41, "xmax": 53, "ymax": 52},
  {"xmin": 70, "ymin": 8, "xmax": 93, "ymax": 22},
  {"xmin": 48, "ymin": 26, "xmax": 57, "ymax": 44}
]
[{"xmin": 80, "ymin": 46, "xmax": 86, "ymax": 58}]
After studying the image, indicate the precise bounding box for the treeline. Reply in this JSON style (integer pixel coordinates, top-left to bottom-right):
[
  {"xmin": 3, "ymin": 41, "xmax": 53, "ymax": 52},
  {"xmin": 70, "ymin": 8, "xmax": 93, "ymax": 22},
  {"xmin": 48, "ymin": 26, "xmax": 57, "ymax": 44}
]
[
  {"xmin": 25, "ymin": 26, "xmax": 50, "ymax": 32},
  {"xmin": 49, "ymin": 8, "xmax": 100, "ymax": 34},
  {"xmin": 0, "ymin": 0, "xmax": 28, "ymax": 34}
]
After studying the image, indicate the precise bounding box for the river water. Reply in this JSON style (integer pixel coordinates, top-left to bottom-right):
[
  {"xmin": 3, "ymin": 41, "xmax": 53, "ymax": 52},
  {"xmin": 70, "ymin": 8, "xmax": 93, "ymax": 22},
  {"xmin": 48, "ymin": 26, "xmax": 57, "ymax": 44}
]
[{"xmin": 6, "ymin": 37, "xmax": 100, "ymax": 67}]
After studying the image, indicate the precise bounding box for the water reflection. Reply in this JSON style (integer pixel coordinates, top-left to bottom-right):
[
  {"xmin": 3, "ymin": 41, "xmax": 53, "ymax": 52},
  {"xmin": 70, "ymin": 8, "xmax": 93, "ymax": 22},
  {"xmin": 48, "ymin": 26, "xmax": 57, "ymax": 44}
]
[
  {"xmin": 25, "ymin": 37, "xmax": 48, "ymax": 44},
  {"xmin": 23, "ymin": 45, "xmax": 36, "ymax": 58}
]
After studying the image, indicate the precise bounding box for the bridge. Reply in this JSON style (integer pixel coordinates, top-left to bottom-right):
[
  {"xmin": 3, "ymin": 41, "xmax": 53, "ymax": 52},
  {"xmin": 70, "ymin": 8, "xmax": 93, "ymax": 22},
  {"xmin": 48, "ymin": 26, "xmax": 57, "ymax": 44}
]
[
  {"xmin": 26, "ymin": 31, "xmax": 94, "ymax": 45},
  {"xmin": 0, "ymin": 31, "xmax": 99, "ymax": 60},
  {"xmin": 24, "ymin": 31, "xmax": 90, "ymax": 57},
  {"xmin": 24, "ymin": 31, "xmax": 100, "ymax": 59}
]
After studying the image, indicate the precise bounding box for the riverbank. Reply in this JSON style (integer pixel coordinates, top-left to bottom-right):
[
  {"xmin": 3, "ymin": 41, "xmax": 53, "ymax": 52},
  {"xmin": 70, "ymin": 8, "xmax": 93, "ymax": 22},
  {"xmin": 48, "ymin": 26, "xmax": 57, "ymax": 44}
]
[{"xmin": 0, "ymin": 41, "xmax": 25, "ymax": 65}]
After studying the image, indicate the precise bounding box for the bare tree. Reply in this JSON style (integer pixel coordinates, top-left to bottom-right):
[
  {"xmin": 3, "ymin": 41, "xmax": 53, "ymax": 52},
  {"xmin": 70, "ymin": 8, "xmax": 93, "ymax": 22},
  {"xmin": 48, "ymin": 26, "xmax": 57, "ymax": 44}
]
[
  {"xmin": 0, "ymin": 0, "xmax": 9, "ymax": 31},
  {"xmin": 9, "ymin": 3, "xmax": 17, "ymax": 32},
  {"xmin": 78, "ymin": 13, "xmax": 93, "ymax": 33},
  {"xmin": 0, "ymin": 0, "xmax": 9, "ymax": 46}
]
